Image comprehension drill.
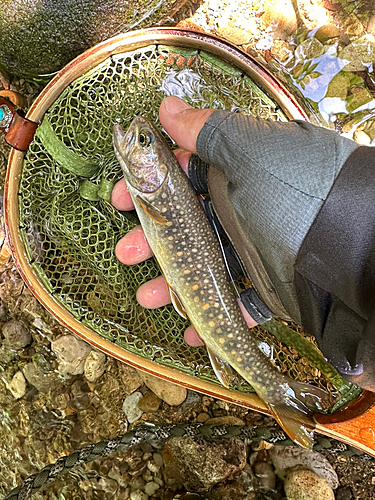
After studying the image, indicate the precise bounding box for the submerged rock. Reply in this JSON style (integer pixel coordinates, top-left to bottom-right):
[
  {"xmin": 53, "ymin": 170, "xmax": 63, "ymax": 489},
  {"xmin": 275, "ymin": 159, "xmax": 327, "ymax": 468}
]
[
  {"xmin": 284, "ymin": 469, "xmax": 335, "ymax": 500},
  {"xmin": 118, "ymin": 362, "xmax": 143, "ymax": 394},
  {"xmin": 51, "ymin": 334, "xmax": 92, "ymax": 375},
  {"xmin": 269, "ymin": 445, "xmax": 339, "ymax": 489},
  {"xmin": 262, "ymin": 0, "xmax": 298, "ymax": 38},
  {"xmin": 2, "ymin": 319, "xmax": 32, "ymax": 349},
  {"xmin": 7, "ymin": 370, "xmax": 27, "ymax": 399},
  {"xmin": 84, "ymin": 350, "xmax": 106, "ymax": 382},
  {"xmin": 138, "ymin": 371, "xmax": 187, "ymax": 406},
  {"xmin": 163, "ymin": 437, "xmax": 247, "ymax": 492},
  {"xmin": 123, "ymin": 391, "xmax": 144, "ymax": 424}
]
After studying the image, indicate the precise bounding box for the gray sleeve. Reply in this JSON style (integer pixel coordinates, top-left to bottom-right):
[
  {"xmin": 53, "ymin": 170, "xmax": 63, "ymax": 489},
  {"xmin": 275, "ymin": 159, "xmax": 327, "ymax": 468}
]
[{"xmin": 196, "ymin": 110, "xmax": 359, "ymax": 321}]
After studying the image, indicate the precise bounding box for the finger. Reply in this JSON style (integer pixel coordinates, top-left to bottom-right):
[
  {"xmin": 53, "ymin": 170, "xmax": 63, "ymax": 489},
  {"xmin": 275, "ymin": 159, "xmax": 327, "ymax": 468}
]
[
  {"xmin": 174, "ymin": 148, "xmax": 191, "ymax": 175},
  {"xmin": 136, "ymin": 275, "xmax": 171, "ymax": 308},
  {"xmin": 115, "ymin": 225, "xmax": 153, "ymax": 265},
  {"xmin": 111, "ymin": 178, "xmax": 134, "ymax": 211},
  {"xmin": 237, "ymin": 299, "xmax": 259, "ymax": 329},
  {"xmin": 184, "ymin": 325, "xmax": 205, "ymax": 347},
  {"xmin": 159, "ymin": 97, "xmax": 215, "ymax": 153}
]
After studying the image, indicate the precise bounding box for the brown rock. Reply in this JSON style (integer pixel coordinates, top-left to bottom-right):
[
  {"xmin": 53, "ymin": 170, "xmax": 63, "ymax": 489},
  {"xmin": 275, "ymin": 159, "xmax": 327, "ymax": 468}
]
[
  {"xmin": 262, "ymin": 0, "xmax": 298, "ymax": 38},
  {"xmin": 163, "ymin": 437, "xmax": 247, "ymax": 492},
  {"xmin": 118, "ymin": 362, "xmax": 142, "ymax": 394},
  {"xmin": 2, "ymin": 319, "xmax": 32, "ymax": 349},
  {"xmin": 137, "ymin": 371, "xmax": 187, "ymax": 406},
  {"xmin": 284, "ymin": 469, "xmax": 335, "ymax": 500},
  {"xmin": 138, "ymin": 390, "xmax": 161, "ymax": 412},
  {"xmin": 314, "ymin": 24, "xmax": 340, "ymax": 43}
]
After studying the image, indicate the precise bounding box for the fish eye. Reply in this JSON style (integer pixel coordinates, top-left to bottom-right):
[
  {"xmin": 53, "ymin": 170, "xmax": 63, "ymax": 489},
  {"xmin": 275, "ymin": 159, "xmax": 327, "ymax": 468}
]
[{"xmin": 139, "ymin": 130, "xmax": 153, "ymax": 148}]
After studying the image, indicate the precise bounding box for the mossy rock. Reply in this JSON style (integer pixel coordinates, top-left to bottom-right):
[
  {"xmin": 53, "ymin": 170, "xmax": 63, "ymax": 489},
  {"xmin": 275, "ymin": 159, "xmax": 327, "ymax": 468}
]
[{"xmin": 0, "ymin": 0, "xmax": 189, "ymax": 79}]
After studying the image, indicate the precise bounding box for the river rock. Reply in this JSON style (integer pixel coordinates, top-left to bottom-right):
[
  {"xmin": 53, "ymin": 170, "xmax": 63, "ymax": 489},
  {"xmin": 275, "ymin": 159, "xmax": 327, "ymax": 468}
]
[
  {"xmin": 51, "ymin": 334, "xmax": 92, "ymax": 375},
  {"xmin": 2, "ymin": 319, "xmax": 32, "ymax": 349},
  {"xmin": 339, "ymin": 35, "xmax": 375, "ymax": 71},
  {"xmin": 22, "ymin": 362, "xmax": 61, "ymax": 393},
  {"xmin": 262, "ymin": 0, "xmax": 298, "ymax": 38},
  {"xmin": 284, "ymin": 469, "xmax": 335, "ymax": 500},
  {"xmin": 269, "ymin": 445, "xmax": 339, "ymax": 489},
  {"xmin": 118, "ymin": 362, "xmax": 143, "ymax": 394},
  {"xmin": 204, "ymin": 416, "xmax": 245, "ymax": 426},
  {"xmin": 137, "ymin": 371, "xmax": 187, "ymax": 406},
  {"xmin": 7, "ymin": 370, "xmax": 27, "ymax": 399},
  {"xmin": 122, "ymin": 391, "xmax": 143, "ymax": 424},
  {"xmin": 84, "ymin": 350, "xmax": 106, "ymax": 382},
  {"xmin": 295, "ymin": 38, "xmax": 324, "ymax": 60},
  {"xmin": 163, "ymin": 437, "xmax": 246, "ymax": 492},
  {"xmin": 314, "ymin": 24, "xmax": 340, "ymax": 43},
  {"xmin": 138, "ymin": 390, "xmax": 161, "ymax": 412}
]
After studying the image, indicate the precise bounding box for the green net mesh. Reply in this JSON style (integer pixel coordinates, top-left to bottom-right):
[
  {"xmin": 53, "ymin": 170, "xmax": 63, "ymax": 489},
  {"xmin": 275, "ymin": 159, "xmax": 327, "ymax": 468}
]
[{"xmin": 18, "ymin": 43, "xmax": 359, "ymax": 406}]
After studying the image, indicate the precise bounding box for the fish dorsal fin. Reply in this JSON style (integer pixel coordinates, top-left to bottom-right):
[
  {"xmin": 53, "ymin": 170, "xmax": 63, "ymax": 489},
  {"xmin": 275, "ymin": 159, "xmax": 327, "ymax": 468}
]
[
  {"xmin": 268, "ymin": 402, "xmax": 315, "ymax": 449},
  {"xmin": 207, "ymin": 347, "xmax": 234, "ymax": 389},
  {"xmin": 136, "ymin": 195, "xmax": 169, "ymax": 225},
  {"xmin": 169, "ymin": 286, "xmax": 188, "ymax": 319}
]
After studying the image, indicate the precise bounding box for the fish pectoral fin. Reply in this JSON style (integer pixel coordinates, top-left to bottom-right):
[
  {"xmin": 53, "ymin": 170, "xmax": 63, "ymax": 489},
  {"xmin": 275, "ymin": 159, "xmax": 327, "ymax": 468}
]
[
  {"xmin": 169, "ymin": 286, "xmax": 188, "ymax": 319},
  {"xmin": 207, "ymin": 347, "xmax": 234, "ymax": 389},
  {"xmin": 136, "ymin": 195, "xmax": 169, "ymax": 225},
  {"xmin": 268, "ymin": 401, "xmax": 315, "ymax": 449}
]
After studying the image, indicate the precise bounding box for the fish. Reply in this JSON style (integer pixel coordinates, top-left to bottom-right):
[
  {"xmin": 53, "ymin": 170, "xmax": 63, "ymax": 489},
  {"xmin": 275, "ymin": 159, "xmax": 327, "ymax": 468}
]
[{"xmin": 113, "ymin": 116, "xmax": 334, "ymax": 448}]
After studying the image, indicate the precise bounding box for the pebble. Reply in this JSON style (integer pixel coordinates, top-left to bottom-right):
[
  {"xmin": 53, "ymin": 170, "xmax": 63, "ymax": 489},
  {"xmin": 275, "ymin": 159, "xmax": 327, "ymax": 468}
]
[
  {"xmin": 196, "ymin": 412, "xmax": 210, "ymax": 423},
  {"xmin": 51, "ymin": 335, "xmax": 92, "ymax": 375},
  {"xmin": 138, "ymin": 390, "xmax": 161, "ymax": 412},
  {"xmin": 269, "ymin": 445, "xmax": 339, "ymax": 489},
  {"xmin": 284, "ymin": 469, "xmax": 335, "ymax": 500},
  {"xmin": 130, "ymin": 489, "xmax": 148, "ymax": 500},
  {"xmin": 118, "ymin": 362, "xmax": 143, "ymax": 394},
  {"xmin": 22, "ymin": 362, "xmax": 61, "ymax": 393},
  {"xmin": 2, "ymin": 319, "xmax": 32, "ymax": 349},
  {"xmin": 295, "ymin": 38, "xmax": 324, "ymax": 60},
  {"xmin": 138, "ymin": 371, "xmax": 187, "ymax": 406},
  {"xmin": 353, "ymin": 129, "xmax": 372, "ymax": 145},
  {"xmin": 7, "ymin": 370, "xmax": 27, "ymax": 399},
  {"xmin": 122, "ymin": 391, "xmax": 143, "ymax": 424},
  {"xmin": 144, "ymin": 481, "xmax": 160, "ymax": 496},
  {"xmin": 314, "ymin": 24, "xmax": 340, "ymax": 43},
  {"xmin": 84, "ymin": 350, "xmax": 106, "ymax": 382}
]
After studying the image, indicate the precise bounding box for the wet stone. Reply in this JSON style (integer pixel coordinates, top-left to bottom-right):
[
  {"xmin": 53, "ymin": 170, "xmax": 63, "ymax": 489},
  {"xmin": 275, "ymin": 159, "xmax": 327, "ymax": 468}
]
[
  {"xmin": 138, "ymin": 371, "xmax": 187, "ymax": 406},
  {"xmin": 130, "ymin": 490, "xmax": 148, "ymax": 500},
  {"xmin": 295, "ymin": 38, "xmax": 324, "ymax": 60},
  {"xmin": 284, "ymin": 469, "xmax": 335, "ymax": 500},
  {"xmin": 262, "ymin": 0, "xmax": 298, "ymax": 37},
  {"xmin": 205, "ymin": 416, "xmax": 245, "ymax": 426},
  {"xmin": 217, "ymin": 24, "xmax": 251, "ymax": 45},
  {"xmin": 7, "ymin": 370, "xmax": 27, "ymax": 399},
  {"xmin": 22, "ymin": 362, "xmax": 61, "ymax": 393},
  {"xmin": 162, "ymin": 437, "xmax": 247, "ymax": 492},
  {"xmin": 138, "ymin": 390, "xmax": 161, "ymax": 413},
  {"xmin": 84, "ymin": 350, "xmax": 106, "ymax": 382},
  {"xmin": 144, "ymin": 481, "xmax": 160, "ymax": 496},
  {"xmin": 118, "ymin": 362, "xmax": 143, "ymax": 394},
  {"xmin": 70, "ymin": 379, "xmax": 92, "ymax": 410},
  {"xmin": 51, "ymin": 334, "xmax": 92, "ymax": 375},
  {"xmin": 2, "ymin": 319, "xmax": 32, "ymax": 349},
  {"xmin": 123, "ymin": 391, "xmax": 144, "ymax": 423},
  {"xmin": 269, "ymin": 445, "xmax": 339, "ymax": 489}
]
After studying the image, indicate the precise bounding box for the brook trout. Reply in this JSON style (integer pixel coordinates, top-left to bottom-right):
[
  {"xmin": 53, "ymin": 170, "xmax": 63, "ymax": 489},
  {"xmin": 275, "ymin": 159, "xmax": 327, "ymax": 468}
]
[{"xmin": 113, "ymin": 116, "xmax": 333, "ymax": 448}]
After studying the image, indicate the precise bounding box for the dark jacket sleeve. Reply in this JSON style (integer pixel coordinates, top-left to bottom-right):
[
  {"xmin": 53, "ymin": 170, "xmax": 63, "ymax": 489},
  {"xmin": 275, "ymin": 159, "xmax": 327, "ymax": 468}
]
[
  {"xmin": 295, "ymin": 146, "xmax": 375, "ymax": 391},
  {"xmin": 195, "ymin": 110, "xmax": 375, "ymax": 391}
]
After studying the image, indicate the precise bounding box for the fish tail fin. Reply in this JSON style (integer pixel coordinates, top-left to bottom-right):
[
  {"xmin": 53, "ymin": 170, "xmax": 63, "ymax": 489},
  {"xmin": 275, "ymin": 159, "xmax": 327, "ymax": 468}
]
[{"xmin": 267, "ymin": 380, "xmax": 335, "ymax": 449}]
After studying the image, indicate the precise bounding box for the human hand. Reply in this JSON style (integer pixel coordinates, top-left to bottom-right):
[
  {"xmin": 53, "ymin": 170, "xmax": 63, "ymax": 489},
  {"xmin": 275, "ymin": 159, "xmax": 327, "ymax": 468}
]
[{"xmin": 112, "ymin": 97, "xmax": 258, "ymax": 346}]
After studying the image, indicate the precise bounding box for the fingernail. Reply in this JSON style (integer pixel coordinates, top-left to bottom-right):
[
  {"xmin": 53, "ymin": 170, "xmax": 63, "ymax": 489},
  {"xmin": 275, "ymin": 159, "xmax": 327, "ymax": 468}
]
[{"xmin": 163, "ymin": 96, "xmax": 192, "ymax": 115}]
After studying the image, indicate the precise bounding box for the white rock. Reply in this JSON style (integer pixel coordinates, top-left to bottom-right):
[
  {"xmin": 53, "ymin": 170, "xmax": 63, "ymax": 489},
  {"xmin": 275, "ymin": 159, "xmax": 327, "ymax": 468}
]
[
  {"xmin": 84, "ymin": 350, "xmax": 106, "ymax": 382},
  {"xmin": 51, "ymin": 335, "xmax": 92, "ymax": 375},
  {"xmin": 353, "ymin": 129, "xmax": 372, "ymax": 145},
  {"xmin": 122, "ymin": 391, "xmax": 143, "ymax": 423},
  {"xmin": 137, "ymin": 371, "xmax": 187, "ymax": 406},
  {"xmin": 144, "ymin": 481, "xmax": 160, "ymax": 496},
  {"xmin": 130, "ymin": 489, "xmax": 148, "ymax": 500},
  {"xmin": 284, "ymin": 469, "xmax": 335, "ymax": 500},
  {"xmin": 269, "ymin": 445, "xmax": 339, "ymax": 489},
  {"xmin": 7, "ymin": 371, "xmax": 27, "ymax": 399}
]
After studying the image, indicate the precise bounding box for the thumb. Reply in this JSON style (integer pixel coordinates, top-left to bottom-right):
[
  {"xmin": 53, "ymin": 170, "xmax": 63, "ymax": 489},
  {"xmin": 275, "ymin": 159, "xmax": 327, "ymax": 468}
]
[{"xmin": 159, "ymin": 97, "xmax": 215, "ymax": 154}]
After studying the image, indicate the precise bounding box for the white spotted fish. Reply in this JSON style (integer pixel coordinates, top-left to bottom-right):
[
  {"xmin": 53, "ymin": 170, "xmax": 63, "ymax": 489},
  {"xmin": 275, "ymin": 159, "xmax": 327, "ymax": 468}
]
[{"xmin": 113, "ymin": 116, "xmax": 334, "ymax": 448}]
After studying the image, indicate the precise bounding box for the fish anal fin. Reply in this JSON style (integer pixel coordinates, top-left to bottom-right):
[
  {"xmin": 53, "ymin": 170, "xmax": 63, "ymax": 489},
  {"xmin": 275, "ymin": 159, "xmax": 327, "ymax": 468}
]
[
  {"xmin": 207, "ymin": 347, "xmax": 234, "ymax": 389},
  {"xmin": 268, "ymin": 402, "xmax": 315, "ymax": 449},
  {"xmin": 169, "ymin": 286, "xmax": 188, "ymax": 319},
  {"xmin": 136, "ymin": 195, "xmax": 169, "ymax": 225}
]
